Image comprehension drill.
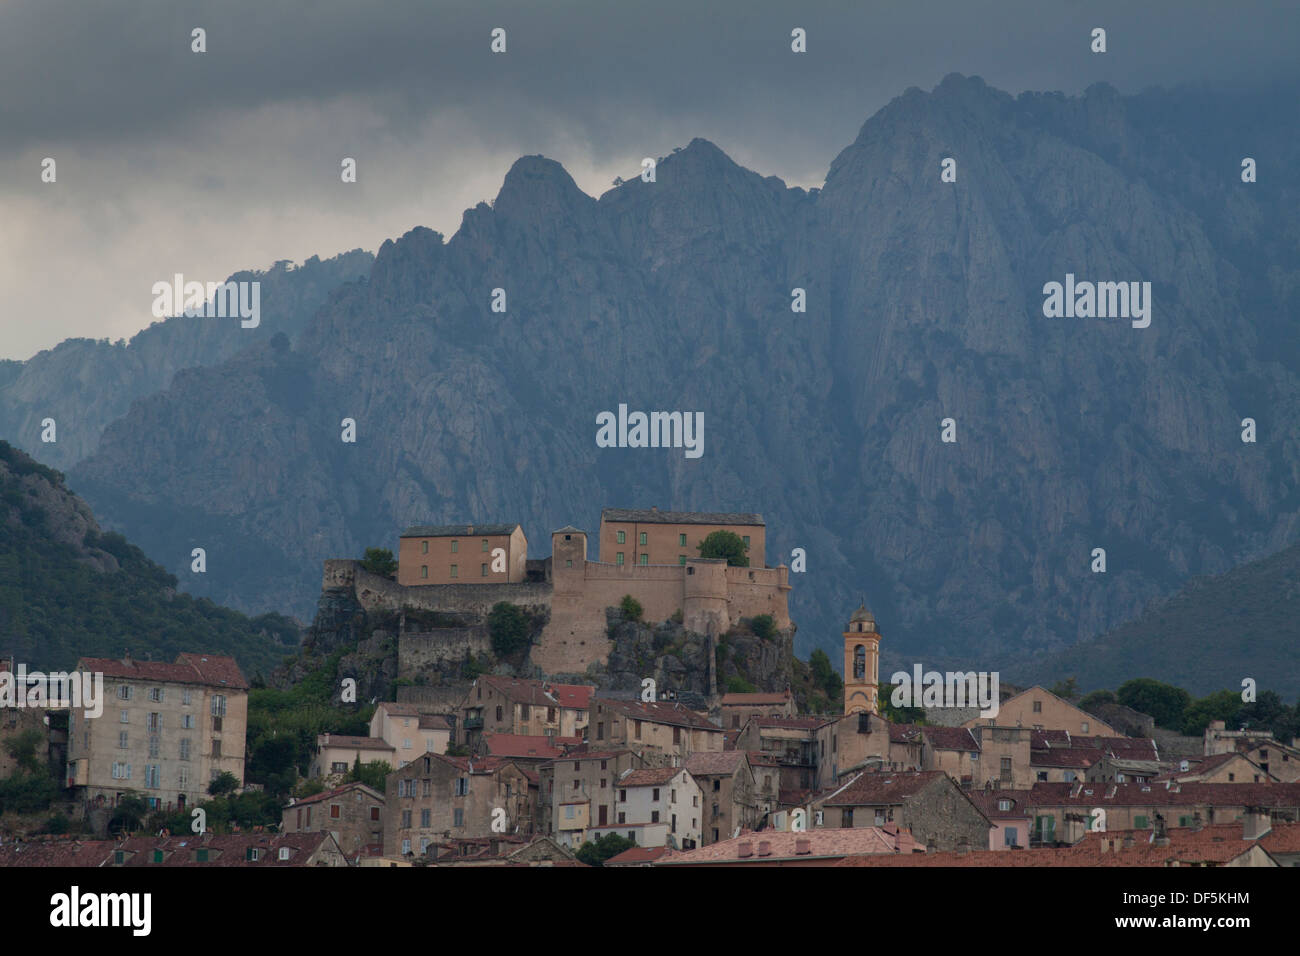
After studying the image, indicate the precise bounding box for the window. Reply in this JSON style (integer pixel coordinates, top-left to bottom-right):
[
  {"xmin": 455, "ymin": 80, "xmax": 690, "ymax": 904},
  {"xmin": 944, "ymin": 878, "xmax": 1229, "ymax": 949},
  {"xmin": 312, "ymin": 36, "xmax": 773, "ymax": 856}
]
[
  {"xmin": 419, "ymin": 838, "xmax": 430, "ymax": 854},
  {"xmin": 279, "ymin": 847, "xmax": 291, "ymax": 861},
  {"xmin": 451, "ymin": 540, "xmax": 458, "ymax": 552},
  {"xmin": 1032, "ymin": 700, "xmax": 1042, "ymax": 713},
  {"xmin": 149, "ymin": 687, "xmax": 163, "ymax": 702},
  {"xmin": 619, "ymin": 789, "xmax": 627, "ymax": 801},
  {"xmin": 120, "ymin": 710, "xmax": 129, "ymax": 723},
  {"xmin": 330, "ymin": 804, "xmax": 341, "ymax": 819},
  {"xmin": 401, "ymin": 738, "xmax": 411, "ymax": 750},
  {"xmin": 148, "ymin": 736, "xmax": 159, "ymax": 758},
  {"xmin": 874, "ymin": 809, "xmax": 886, "ymax": 826},
  {"xmin": 196, "ymin": 848, "xmax": 209, "ymax": 863},
  {"xmin": 450, "ymin": 564, "xmax": 458, "ymax": 578},
  {"xmin": 1036, "ymin": 771, "xmax": 1048, "ymax": 782},
  {"xmin": 182, "ymin": 689, "xmax": 192, "ymax": 706},
  {"xmin": 651, "ymin": 810, "xmax": 660, "ymax": 823},
  {"xmin": 601, "ymin": 778, "xmax": 607, "ymax": 788},
  {"xmin": 679, "ymin": 555, "xmax": 686, "ymax": 565},
  {"xmin": 496, "ymin": 705, "xmax": 503, "ymax": 721},
  {"xmin": 652, "ymin": 788, "xmax": 660, "ymax": 800},
  {"xmin": 481, "ymin": 539, "xmax": 489, "ymax": 552},
  {"xmin": 639, "ymin": 532, "xmax": 647, "ymax": 545},
  {"xmin": 118, "ymin": 685, "xmax": 133, "ymax": 700},
  {"xmin": 332, "ymin": 762, "xmax": 349, "ymax": 774},
  {"xmin": 998, "ymin": 799, "xmax": 1012, "ymax": 812},
  {"xmin": 119, "ymin": 731, "xmax": 129, "ymax": 748},
  {"xmin": 1135, "ymin": 815, "xmax": 1149, "ymax": 828},
  {"xmin": 1081, "ymin": 722, "xmax": 1089, "ymax": 733},
  {"xmin": 616, "ymin": 552, "xmax": 624, "ymax": 566},
  {"xmin": 520, "ymin": 704, "xmax": 530, "ymax": 719},
  {"xmin": 639, "ymin": 554, "xmax": 648, "ymax": 565},
  {"xmin": 420, "ymin": 565, "xmax": 428, "ymax": 579},
  {"xmin": 421, "ymin": 540, "xmax": 428, "ymax": 554},
  {"xmin": 1005, "ymin": 827, "xmax": 1019, "ymax": 847},
  {"xmin": 422, "ymin": 779, "xmax": 432, "ymax": 797},
  {"xmin": 618, "ymin": 812, "xmax": 626, "ymax": 824},
  {"xmin": 617, "ymin": 530, "xmax": 626, "ymax": 544},
  {"xmin": 843, "ymin": 809, "xmax": 854, "ymax": 827},
  {"xmin": 454, "ymin": 808, "xmax": 464, "ymax": 827},
  {"xmin": 565, "ymin": 805, "xmax": 575, "ymax": 820},
  {"xmin": 421, "ymin": 809, "xmax": 431, "ymax": 827},
  {"xmin": 679, "ymin": 533, "xmax": 687, "ymax": 546},
  {"xmin": 481, "ymin": 563, "xmax": 488, "ymax": 576},
  {"xmin": 634, "ymin": 720, "xmax": 642, "ymax": 739},
  {"xmin": 454, "ymin": 777, "xmax": 469, "ymax": 796},
  {"xmin": 153, "ymin": 849, "xmax": 164, "ymax": 863},
  {"xmin": 742, "ymin": 536, "xmax": 750, "ymax": 547},
  {"xmin": 182, "ymin": 714, "xmax": 195, "ymax": 729},
  {"xmin": 713, "ymin": 779, "xmax": 720, "ymax": 792},
  {"xmin": 401, "ymin": 810, "xmax": 412, "ymax": 828},
  {"xmin": 147, "ymin": 712, "xmax": 161, "ymax": 732},
  {"xmin": 401, "ymin": 839, "xmax": 411, "ymax": 856},
  {"xmin": 211, "ymin": 695, "xmax": 226, "ymax": 717},
  {"xmin": 566, "ymin": 559, "xmax": 573, "ymax": 567},
  {"xmin": 371, "ymin": 807, "xmax": 381, "ymax": 821},
  {"xmin": 212, "ymin": 740, "xmax": 221, "ymax": 758},
  {"xmin": 145, "ymin": 765, "xmax": 160, "ymax": 789}
]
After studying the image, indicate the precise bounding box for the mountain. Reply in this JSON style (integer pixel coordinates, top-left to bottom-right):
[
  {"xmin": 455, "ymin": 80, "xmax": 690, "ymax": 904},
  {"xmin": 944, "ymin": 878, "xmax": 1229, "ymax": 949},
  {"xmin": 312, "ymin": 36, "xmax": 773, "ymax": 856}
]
[
  {"xmin": 0, "ymin": 440, "xmax": 299, "ymax": 676},
  {"xmin": 0, "ymin": 251, "xmax": 373, "ymax": 470},
  {"xmin": 47, "ymin": 75, "xmax": 1300, "ymax": 693},
  {"xmin": 1027, "ymin": 537, "xmax": 1300, "ymax": 696}
]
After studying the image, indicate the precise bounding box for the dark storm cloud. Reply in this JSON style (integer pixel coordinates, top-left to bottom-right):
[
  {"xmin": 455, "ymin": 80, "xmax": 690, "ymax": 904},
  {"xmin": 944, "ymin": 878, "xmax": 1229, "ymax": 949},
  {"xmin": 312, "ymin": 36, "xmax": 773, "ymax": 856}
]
[{"xmin": 1, "ymin": 0, "xmax": 1296, "ymax": 359}]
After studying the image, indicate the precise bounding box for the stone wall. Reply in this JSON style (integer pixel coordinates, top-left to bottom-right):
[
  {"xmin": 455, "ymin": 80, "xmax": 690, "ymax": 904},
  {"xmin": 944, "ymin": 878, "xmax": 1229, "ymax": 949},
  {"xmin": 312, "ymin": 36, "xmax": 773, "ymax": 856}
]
[{"xmin": 398, "ymin": 628, "xmax": 492, "ymax": 676}]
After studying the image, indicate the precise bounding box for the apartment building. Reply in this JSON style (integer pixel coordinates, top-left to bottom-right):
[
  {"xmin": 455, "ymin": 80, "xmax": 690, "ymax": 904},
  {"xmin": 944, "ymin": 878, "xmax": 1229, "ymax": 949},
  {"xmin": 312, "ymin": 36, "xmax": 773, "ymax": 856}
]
[{"xmin": 66, "ymin": 653, "xmax": 247, "ymax": 811}]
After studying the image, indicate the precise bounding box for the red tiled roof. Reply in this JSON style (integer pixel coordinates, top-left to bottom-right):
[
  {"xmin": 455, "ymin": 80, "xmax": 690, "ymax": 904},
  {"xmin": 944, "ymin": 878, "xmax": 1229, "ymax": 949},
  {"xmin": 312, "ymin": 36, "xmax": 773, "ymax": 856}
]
[
  {"xmin": 1031, "ymin": 748, "xmax": 1103, "ymax": 768},
  {"xmin": 550, "ymin": 684, "xmax": 594, "ymax": 709},
  {"xmin": 659, "ymin": 826, "xmax": 923, "ymax": 864},
  {"xmin": 619, "ymin": 767, "xmax": 683, "ymax": 787},
  {"xmin": 419, "ymin": 714, "xmax": 453, "ymax": 731},
  {"xmin": 1028, "ymin": 781, "xmax": 1300, "ymax": 808},
  {"xmin": 721, "ymin": 692, "xmax": 792, "ymax": 706},
  {"xmin": 598, "ymin": 698, "xmax": 721, "ymax": 731},
  {"xmin": 815, "ymin": 770, "xmax": 950, "ymax": 807},
  {"xmin": 967, "ymin": 790, "xmax": 1030, "ymax": 819},
  {"xmin": 318, "ymin": 734, "xmax": 394, "ymax": 751},
  {"xmin": 286, "ymin": 781, "xmax": 384, "ymax": 809},
  {"xmin": 605, "ymin": 845, "xmax": 670, "ymax": 865},
  {"xmin": 685, "ymin": 751, "xmax": 748, "ymax": 776},
  {"xmin": 77, "ymin": 653, "xmax": 248, "ymax": 690},
  {"xmin": 754, "ymin": 717, "xmax": 828, "ymax": 731},
  {"xmin": 476, "ymin": 676, "xmax": 596, "ymax": 709},
  {"xmin": 483, "ymin": 733, "xmax": 567, "ymax": 760},
  {"xmin": 922, "ymin": 726, "xmax": 979, "ymax": 752},
  {"xmin": 889, "ymin": 723, "xmax": 924, "ymax": 744}
]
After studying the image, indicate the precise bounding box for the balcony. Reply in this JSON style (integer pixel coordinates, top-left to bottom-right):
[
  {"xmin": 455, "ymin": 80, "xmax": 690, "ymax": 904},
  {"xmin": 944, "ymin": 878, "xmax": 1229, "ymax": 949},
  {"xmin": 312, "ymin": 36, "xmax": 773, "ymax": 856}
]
[{"xmin": 463, "ymin": 716, "xmax": 484, "ymax": 730}]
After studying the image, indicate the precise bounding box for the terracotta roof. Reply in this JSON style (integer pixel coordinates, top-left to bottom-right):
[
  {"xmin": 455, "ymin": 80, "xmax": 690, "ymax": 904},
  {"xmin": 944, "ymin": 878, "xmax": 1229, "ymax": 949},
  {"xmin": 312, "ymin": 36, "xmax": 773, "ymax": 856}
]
[
  {"xmin": 685, "ymin": 751, "xmax": 748, "ymax": 776},
  {"xmin": 1031, "ymin": 748, "xmax": 1103, "ymax": 768},
  {"xmin": 721, "ymin": 692, "xmax": 791, "ymax": 706},
  {"xmin": 1028, "ymin": 780, "xmax": 1300, "ymax": 808},
  {"xmin": 659, "ymin": 826, "xmax": 922, "ymax": 864},
  {"xmin": 77, "ymin": 653, "xmax": 248, "ymax": 690},
  {"xmin": 605, "ymin": 845, "xmax": 670, "ymax": 865},
  {"xmin": 754, "ymin": 717, "xmax": 827, "ymax": 731},
  {"xmin": 286, "ymin": 782, "xmax": 384, "ymax": 809},
  {"xmin": 889, "ymin": 723, "xmax": 924, "ymax": 744},
  {"xmin": 967, "ymin": 791, "xmax": 1030, "ymax": 819},
  {"xmin": 922, "ymin": 726, "xmax": 980, "ymax": 752},
  {"xmin": 815, "ymin": 770, "xmax": 951, "ymax": 807},
  {"xmin": 376, "ymin": 701, "xmax": 424, "ymax": 717},
  {"xmin": 1074, "ymin": 736, "xmax": 1159, "ymax": 760},
  {"xmin": 601, "ymin": 508, "xmax": 764, "ymax": 526},
  {"xmin": 0, "ymin": 837, "xmax": 113, "ymax": 867},
  {"xmin": 550, "ymin": 684, "xmax": 594, "ymax": 709},
  {"xmin": 419, "ymin": 715, "xmax": 453, "ymax": 731},
  {"xmin": 619, "ymin": 767, "xmax": 683, "ymax": 787},
  {"xmin": 598, "ymin": 698, "xmax": 721, "ymax": 731},
  {"xmin": 113, "ymin": 832, "xmax": 335, "ymax": 867},
  {"xmin": 483, "ymin": 733, "xmax": 567, "ymax": 760}
]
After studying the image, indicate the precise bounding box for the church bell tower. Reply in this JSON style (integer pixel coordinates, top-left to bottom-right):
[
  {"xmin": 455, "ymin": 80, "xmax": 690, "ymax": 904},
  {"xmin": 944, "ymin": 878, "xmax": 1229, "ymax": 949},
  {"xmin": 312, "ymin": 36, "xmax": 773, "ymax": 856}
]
[{"xmin": 843, "ymin": 602, "xmax": 880, "ymax": 715}]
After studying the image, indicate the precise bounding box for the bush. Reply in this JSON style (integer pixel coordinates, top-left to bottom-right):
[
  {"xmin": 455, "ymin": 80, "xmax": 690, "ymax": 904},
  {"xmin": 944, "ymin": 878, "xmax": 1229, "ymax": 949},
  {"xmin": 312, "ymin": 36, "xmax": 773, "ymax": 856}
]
[
  {"xmin": 487, "ymin": 602, "xmax": 531, "ymax": 656},
  {"xmin": 697, "ymin": 530, "xmax": 749, "ymax": 567},
  {"xmin": 749, "ymin": 614, "xmax": 777, "ymax": 641},
  {"xmin": 619, "ymin": 595, "xmax": 643, "ymax": 621},
  {"xmin": 575, "ymin": 832, "xmax": 636, "ymax": 866},
  {"xmin": 208, "ymin": 770, "xmax": 240, "ymax": 797},
  {"xmin": 726, "ymin": 675, "xmax": 756, "ymax": 694},
  {"xmin": 360, "ymin": 547, "xmax": 398, "ymax": 577}
]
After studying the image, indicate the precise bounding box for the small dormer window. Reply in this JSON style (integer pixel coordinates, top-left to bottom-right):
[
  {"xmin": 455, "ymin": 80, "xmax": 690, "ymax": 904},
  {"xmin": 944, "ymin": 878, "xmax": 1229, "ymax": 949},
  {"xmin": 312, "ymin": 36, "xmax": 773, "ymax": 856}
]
[{"xmin": 279, "ymin": 847, "xmax": 291, "ymax": 861}]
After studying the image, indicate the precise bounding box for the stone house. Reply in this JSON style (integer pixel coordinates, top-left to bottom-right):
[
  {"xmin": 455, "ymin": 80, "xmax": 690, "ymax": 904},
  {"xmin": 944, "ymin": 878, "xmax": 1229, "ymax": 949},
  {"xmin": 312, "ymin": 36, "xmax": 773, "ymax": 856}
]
[
  {"xmin": 589, "ymin": 697, "xmax": 724, "ymax": 759},
  {"xmin": 684, "ymin": 750, "xmax": 758, "ymax": 844},
  {"xmin": 282, "ymin": 781, "xmax": 385, "ymax": 860},
  {"xmin": 810, "ymin": 769, "xmax": 992, "ymax": 852}
]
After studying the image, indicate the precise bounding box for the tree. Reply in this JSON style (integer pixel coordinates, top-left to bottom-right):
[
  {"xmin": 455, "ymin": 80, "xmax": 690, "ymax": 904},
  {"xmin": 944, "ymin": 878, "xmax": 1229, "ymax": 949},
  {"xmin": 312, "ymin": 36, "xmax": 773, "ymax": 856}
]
[
  {"xmin": 1117, "ymin": 678, "xmax": 1191, "ymax": 730},
  {"xmin": 360, "ymin": 547, "xmax": 398, "ymax": 577},
  {"xmin": 1049, "ymin": 677, "xmax": 1079, "ymax": 700},
  {"xmin": 619, "ymin": 595, "xmax": 643, "ymax": 621},
  {"xmin": 808, "ymin": 649, "xmax": 840, "ymax": 700},
  {"xmin": 574, "ymin": 832, "xmax": 636, "ymax": 866},
  {"xmin": 0, "ymin": 770, "xmax": 57, "ymax": 815},
  {"xmin": 748, "ymin": 614, "xmax": 777, "ymax": 641},
  {"xmin": 487, "ymin": 602, "xmax": 531, "ymax": 656},
  {"xmin": 108, "ymin": 794, "xmax": 148, "ymax": 834},
  {"xmin": 208, "ymin": 770, "xmax": 240, "ymax": 797},
  {"xmin": 1079, "ymin": 689, "xmax": 1116, "ymax": 711},
  {"xmin": 726, "ymin": 675, "xmax": 756, "ymax": 694},
  {"xmin": 346, "ymin": 758, "xmax": 391, "ymax": 792},
  {"xmin": 4, "ymin": 729, "xmax": 46, "ymax": 774},
  {"xmin": 697, "ymin": 530, "xmax": 749, "ymax": 567},
  {"xmin": 1181, "ymin": 690, "xmax": 1243, "ymax": 736}
]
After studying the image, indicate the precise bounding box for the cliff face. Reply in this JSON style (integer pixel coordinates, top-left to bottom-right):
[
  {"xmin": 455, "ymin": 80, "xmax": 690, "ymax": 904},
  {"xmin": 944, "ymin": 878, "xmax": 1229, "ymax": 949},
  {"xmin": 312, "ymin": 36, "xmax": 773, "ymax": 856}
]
[
  {"xmin": 47, "ymin": 76, "xmax": 1300, "ymax": 690},
  {"xmin": 0, "ymin": 251, "xmax": 372, "ymax": 470}
]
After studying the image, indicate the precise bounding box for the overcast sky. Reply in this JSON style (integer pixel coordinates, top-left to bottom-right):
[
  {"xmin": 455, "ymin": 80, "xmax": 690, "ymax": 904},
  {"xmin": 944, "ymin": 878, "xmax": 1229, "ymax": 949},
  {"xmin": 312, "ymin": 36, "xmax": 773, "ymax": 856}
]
[{"xmin": 2, "ymin": 0, "xmax": 1296, "ymax": 360}]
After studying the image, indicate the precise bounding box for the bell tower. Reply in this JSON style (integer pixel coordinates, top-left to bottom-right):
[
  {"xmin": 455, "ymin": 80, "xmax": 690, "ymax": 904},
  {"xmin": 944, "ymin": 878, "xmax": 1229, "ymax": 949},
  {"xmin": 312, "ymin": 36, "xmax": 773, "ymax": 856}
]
[{"xmin": 843, "ymin": 602, "xmax": 880, "ymax": 715}]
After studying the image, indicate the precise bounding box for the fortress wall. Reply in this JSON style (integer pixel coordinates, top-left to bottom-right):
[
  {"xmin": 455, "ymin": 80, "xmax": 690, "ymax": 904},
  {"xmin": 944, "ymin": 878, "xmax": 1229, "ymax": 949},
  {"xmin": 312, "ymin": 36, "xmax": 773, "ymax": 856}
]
[
  {"xmin": 723, "ymin": 565, "xmax": 792, "ymax": 628},
  {"xmin": 398, "ymin": 627, "xmax": 491, "ymax": 675},
  {"xmin": 324, "ymin": 560, "xmax": 551, "ymax": 616}
]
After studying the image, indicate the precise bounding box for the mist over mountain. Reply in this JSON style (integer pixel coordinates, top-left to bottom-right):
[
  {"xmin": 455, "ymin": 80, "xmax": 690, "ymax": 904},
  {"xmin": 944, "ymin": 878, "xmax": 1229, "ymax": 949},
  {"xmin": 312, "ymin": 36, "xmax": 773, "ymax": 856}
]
[{"xmin": 7, "ymin": 75, "xmax": 1298, "ymax": 693}]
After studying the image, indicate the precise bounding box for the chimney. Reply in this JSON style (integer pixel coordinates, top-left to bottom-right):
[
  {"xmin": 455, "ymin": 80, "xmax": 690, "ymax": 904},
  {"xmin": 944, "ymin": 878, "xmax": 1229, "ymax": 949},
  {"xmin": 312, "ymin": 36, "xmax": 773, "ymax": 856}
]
[
  {"xmin": 1191, "ymin": 811, "xmax": 1204, "ymax": 832},
  {"xmin": 757, "ymin": 840, "xmax": 772, "ymax": 857},
  {"xmin": 737, "ymin": 841, "xmax": 753, "ymax": 858},
  {"xmin": 122, "ymin": 648, "xmax": 132, "ymax": 666},
  {"xmin": 794, "ymin": 838, "xmax": 811, "ymax": 856},
  {"xmin": 1242, "ymin": 807, "xmax": 1271, "ymax": 841}
]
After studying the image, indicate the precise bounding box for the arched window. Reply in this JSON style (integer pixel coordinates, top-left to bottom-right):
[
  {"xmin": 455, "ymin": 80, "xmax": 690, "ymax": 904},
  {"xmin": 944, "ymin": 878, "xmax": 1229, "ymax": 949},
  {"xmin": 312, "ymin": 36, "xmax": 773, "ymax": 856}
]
[{"xmin": 853, "ymin": 645, "xmax": 866, "ymax": 680}]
